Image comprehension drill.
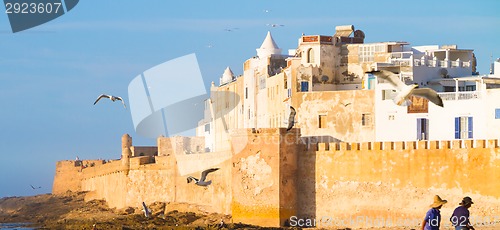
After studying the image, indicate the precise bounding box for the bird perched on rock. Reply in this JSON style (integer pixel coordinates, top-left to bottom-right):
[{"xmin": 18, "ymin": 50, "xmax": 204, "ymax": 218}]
[
  {"xmin": 93, "ymin": 94, "xmax": 126, "ymax": 108},
  {"xmin": 187, "ymin": 168, "xmax": 219, "ymax": 186},
  {"xmin": 366, "ymin": 70, "xmax": 444, "ymax": 107}
]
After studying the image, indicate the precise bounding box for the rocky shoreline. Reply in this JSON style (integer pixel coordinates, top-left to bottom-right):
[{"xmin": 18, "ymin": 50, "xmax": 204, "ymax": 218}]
[
  {"xmin": 0, "ymin": 192, "xmax": 279, "ymax": 229},
  {"xmin": 1, "ymin": 192, "xmax": 498, "ymax": 230}
]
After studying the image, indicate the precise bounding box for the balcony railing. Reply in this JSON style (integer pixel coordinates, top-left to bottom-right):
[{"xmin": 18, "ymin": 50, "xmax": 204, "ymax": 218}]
[
  {"xmin": 413, "ymin": 59, "xmax": 472, "ymax": 68},
  {"xmin": 390, "ymin": 59, "xmax": 411, "ymax": 66},
  {"xmin": 438, "ymin": 91, "xmax": 480, "ymax": 101},
  {"xmin": 390, "ymin": 52, "xmax": 413, "ymax": 59}
]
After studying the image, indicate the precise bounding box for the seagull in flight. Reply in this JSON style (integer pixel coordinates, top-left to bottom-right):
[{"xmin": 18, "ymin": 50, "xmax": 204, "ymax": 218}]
[
  {"xmin": 366, "ymin": 70, "xmax": 444, "ymax": 107},
  {"xmin": 267, "ymin": 23, "xmax": 284, "ymax": 28},
  {"xmin": 187, "ymin": 168, "xmax": 219, "ymax": 186},
  {"xmin": 30, "ymin": 184, "xmax": 41, "ymax": 190},
  {"xmin": 94, "ymin": 94, "xmax": 126, "ymax": 108},
  {"xmin": 286, "ymin": 106, "xmax": 296, "ymax": 131}
]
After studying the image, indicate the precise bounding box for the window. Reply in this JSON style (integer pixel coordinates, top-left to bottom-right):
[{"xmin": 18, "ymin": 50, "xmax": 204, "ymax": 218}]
[
  {"xmin": 382, "ymin": 89, "xmax": 396, "ymax": 100},
  {"xmin": 496, "ymin": 109, "xmax": 500, "ymax": 119},
  {"xmin": 455, "ymin": 116, "xmax": 473, "ymax": 139},
  {"xmin": 307, "ymin": 48, "xmax": 315, "ymax": 63},
  {"xmin": 259, "ymin": 76, "xmax": 266, "ymax": 90},
  {"xmin": 204, "ymin": 124, "xmax": 210, "ymax": 133},
  {"xmin": 245, "ymin": 87, "xmax": 248, "ymax": 99},
  {"xmin": 359, "ymin": 44, "xmax": 386, "ymax": 62},
  {"xmin": 417, "ymin": 118, "xmax": 429, "ymax": 140},
  {"xmin": 300, "ymin": 81, "xmax": 309, "ymax": 92},
  {"xmin": 362, "ymin": 113, "xmax": 372, "ymax": 126},
  {"xmin": 319, "ymin": 115, "xmax": 327, "ymax": 128}
]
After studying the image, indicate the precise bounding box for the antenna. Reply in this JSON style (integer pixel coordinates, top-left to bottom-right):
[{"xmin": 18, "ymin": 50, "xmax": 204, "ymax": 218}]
[{"xmin": 490, "ymin": 53, "xmax": 494, "ymax": 74}]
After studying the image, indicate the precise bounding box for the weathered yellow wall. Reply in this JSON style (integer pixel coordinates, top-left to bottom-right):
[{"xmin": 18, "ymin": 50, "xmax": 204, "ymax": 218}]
[
  {"xmin": 231, "ymin": 128, "xmax": 300, "ymax": 227},
  {"xmin": 53, "ymin": 133, "xmax": 500, "ymax": 229},
  {"xmin": 53, "ymin": 159, "xmax": 110, "ymax": 195},
  {"xmin": 231, "ymin": 129, "xmax": 282, "ymax": 227},
  {"xmin": 296, "ymin": 139, "xmax": 500, "ymax": 228},
  {"xmin": 73, "ymin": 136, "xmax": 232, "ymax": 213},
  {"xmin": 52, "ymin": 161, "xmax": 82, "ymax": 194}
]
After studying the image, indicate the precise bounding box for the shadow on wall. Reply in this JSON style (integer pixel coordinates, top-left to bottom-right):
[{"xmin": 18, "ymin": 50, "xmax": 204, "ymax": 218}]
[{"xmin": 292, "ymin": 135, "xmax": 339, "ymax": 227}]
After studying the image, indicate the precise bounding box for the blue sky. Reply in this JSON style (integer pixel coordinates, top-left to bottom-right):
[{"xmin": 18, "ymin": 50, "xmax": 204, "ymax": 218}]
[{"xmin": 0, "ymin": 0, "xmax": 499, "ymax": 197}]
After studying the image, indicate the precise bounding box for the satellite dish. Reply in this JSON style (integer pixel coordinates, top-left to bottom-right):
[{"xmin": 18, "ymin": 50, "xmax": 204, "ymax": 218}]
[
  {"xmin": 321, "ymin": 75, "xmax": 329, "ymax": 83},
  {"xmin": 354, "ymin": 30, "xmax": 365, "ymax": 39},
  {"xmin": 439, "ymin": 68, "xmax": 449, "ymax": 78}
]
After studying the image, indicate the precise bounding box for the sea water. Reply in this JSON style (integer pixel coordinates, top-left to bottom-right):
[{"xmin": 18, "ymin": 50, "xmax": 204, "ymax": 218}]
[{"xmin": 0, "ymin": 223, "xmax": 34, "ymax": 230}]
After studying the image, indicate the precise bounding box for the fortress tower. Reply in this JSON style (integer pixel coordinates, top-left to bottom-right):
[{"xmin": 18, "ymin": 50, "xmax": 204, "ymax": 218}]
[{"xmin": 121, "ymin": 134, "xmax": 132, "ymax": 169}]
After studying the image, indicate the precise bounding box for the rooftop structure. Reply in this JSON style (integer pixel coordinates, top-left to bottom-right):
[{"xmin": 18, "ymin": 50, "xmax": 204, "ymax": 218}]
[{"xmin": 197, "ymin": 25, "xmax": 500, "ymax": 151}]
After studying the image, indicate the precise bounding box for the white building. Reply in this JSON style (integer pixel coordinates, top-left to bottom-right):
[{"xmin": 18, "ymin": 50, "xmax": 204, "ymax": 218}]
[
  {"xmin": 374, "ymin": 75, "xmax": 500, "ymax": 141},
  {"xmin": 197, "ymin": 26, "xmax": 500, "ymax": 152}
]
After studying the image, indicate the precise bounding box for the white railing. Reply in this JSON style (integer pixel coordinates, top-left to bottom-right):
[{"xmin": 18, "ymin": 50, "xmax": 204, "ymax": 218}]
[
  {"xmin": 390, "ymin": 59, "xmax": 411, "ymax": 66},
  {"xmin": 438, "ymin": 91, "xmax": 480, "ymax": 101},
  {"xmin": 451, "ymin": 61, "xmax": 460, "ymax": 67},
  {"xmin": 390, "ymin": 52, "xmax": 412, "ymax": 59},
  {"xmin": 413, "ymin": 59, "xmax": 471, "ymax": 68}
]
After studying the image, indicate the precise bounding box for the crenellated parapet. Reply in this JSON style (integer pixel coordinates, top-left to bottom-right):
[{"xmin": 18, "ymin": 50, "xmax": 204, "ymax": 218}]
[{"xmin": 314, "ymin": 139, "xmax": 500, "ymax": 152}]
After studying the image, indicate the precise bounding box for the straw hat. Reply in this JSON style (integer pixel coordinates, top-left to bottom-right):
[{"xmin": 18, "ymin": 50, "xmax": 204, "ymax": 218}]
[
  {"xmin": 460, "ymin": 196, "xmax": 474, "ymax": 206},
  {"xmin": 430, "ymin": 195, "xmax": 448, "ymax": 208}
]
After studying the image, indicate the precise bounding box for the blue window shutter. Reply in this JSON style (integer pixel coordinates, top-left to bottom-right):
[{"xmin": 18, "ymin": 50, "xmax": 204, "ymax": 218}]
[
  {"xmin": 454, "ymin": 117, "xmax": 460, "ymax": 139},
  {"xmin": 301, "ymin": 82, "xmax": 309, "ymax": 92},
  {"xmin": 468, "ymin": 117, "xmax": 473, "ymax": 139}
]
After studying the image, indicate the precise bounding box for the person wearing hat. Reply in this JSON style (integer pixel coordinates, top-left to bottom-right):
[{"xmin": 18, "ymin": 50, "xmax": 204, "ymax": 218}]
[
  {"xmin": 450, "ymin": 196, "xmax": 475, "ymax": 230},
  {"xmin": 421, "ymin": 195, "xmax": 447, "ymax": 230}
]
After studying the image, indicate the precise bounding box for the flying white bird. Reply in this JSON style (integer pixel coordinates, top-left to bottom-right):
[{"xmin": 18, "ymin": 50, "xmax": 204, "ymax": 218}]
[
  {"xmin": 187, "ymin": 168, "xmax": 219, "ymax": 186},
  {"xmin": 366, "ymin": 70, "xmax": 444, "ymax": 107},
  {"xmin": 224, "ymin": 27, "xmax": 239, "ymax": 32},
  {"xmin": 141, "ymin": 201, "xmax": 151, "ymax": 218},
  {"xmin": 93, "ymin": 94, "xmax": 126, "ymax": 108}
]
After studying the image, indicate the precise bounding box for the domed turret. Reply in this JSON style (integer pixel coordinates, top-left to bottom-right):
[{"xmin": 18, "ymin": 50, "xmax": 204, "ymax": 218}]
[
  {"xmin": 256, "ymin": 31, "xmax": 282, "ymax": 58},
  {"xmin": 219, "ymin": 67, "xmax": 235, "ymax": 85}
]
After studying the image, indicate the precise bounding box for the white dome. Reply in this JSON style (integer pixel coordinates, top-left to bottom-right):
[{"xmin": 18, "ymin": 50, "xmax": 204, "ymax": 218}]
[{"xmin": 256, "ymin": 31, "xmax": 282, "ymax": 58}]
